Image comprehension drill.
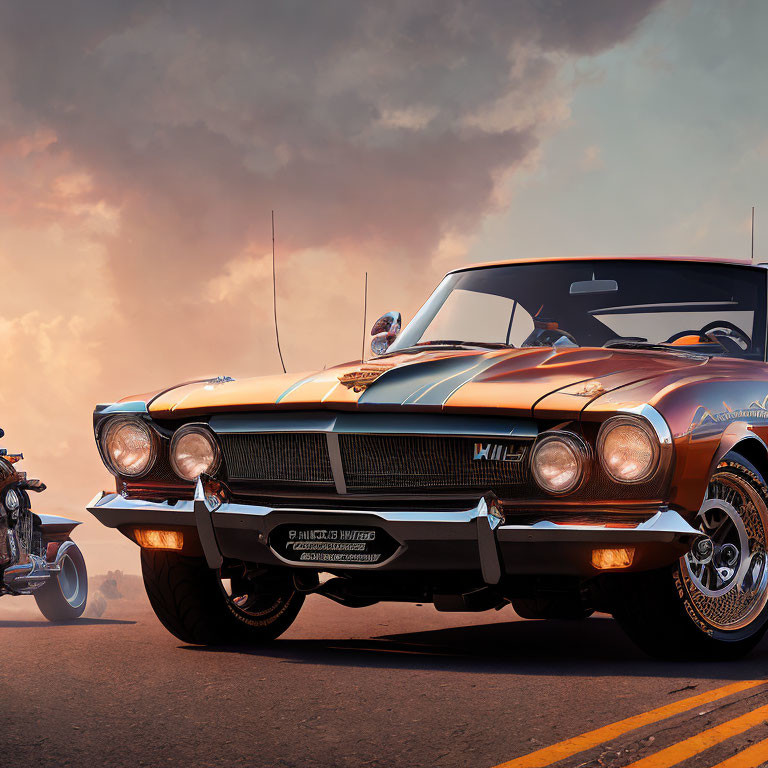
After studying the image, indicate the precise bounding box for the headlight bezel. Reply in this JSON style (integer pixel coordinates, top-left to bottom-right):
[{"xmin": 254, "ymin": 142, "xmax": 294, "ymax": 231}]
[
  {"xmin": 169, "ymin": 423, "xmax": 221, "ymax": 482},
  {"xmin": 100, "ymin": 416, "xmax": 158, "ymax": 479},
  {"xmin": 530, "ymin": 430, "xmax": 590, "ymax": 496},
  {"xmin": 597, "ymin": 415, "xmax": 661, "ymax": 484}
]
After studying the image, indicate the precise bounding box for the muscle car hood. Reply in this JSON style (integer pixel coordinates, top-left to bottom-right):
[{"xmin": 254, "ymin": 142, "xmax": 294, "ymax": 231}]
[{"xmin": 141, "ymin": 347, "xmax": 708, "ymax": 418}]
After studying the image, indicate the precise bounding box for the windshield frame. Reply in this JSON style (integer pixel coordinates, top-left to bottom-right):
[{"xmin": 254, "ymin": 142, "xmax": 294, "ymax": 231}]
[{"xmin": 388, "ymin": 260, "xmax": 768, "ymax": 361}]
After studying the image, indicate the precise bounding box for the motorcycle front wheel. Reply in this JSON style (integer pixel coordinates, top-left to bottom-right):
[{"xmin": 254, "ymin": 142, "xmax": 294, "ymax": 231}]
[{"xmin": 34, "ymin": 542, "xmax": 88, "ymax": 622}]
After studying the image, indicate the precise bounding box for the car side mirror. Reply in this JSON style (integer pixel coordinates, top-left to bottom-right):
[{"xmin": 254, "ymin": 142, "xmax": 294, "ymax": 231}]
[{"xmin": 370, "ymin": 311, "xmax": 402, "ymax": 356}]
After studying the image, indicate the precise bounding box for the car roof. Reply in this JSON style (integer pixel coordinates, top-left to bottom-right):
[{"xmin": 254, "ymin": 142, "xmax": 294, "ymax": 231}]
[{"xmin": 448, "ymin": 254, "xmax": 768, "ymax": 275}]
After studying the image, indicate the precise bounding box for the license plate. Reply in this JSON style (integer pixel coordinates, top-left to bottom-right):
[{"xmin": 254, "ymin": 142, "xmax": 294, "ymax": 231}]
[{"xmin": 269, "ymin": 524, "xmax": 398, "ymax": 565}]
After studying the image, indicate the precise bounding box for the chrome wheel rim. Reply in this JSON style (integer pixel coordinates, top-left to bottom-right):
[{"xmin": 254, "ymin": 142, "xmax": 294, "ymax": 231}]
[
  {"xmin": 683, "ymin": 473, "xmax": 768, "ymax": 631},
  {"xmin": 59, "ymin": 554, "xmax": 81, "ymax": 606}
]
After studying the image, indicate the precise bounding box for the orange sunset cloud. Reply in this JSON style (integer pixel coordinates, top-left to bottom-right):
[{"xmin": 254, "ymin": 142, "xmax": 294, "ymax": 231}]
[{"xmin": 0, "ymin": 1, "xmax": 663, "ymax": 571}]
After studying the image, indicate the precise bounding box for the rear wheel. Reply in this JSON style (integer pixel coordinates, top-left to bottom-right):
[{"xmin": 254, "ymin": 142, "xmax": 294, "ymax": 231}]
[
  {"xmin": 141, "ymin": 549, "xmax": 304, "ymax": 645},
  {"xmin": 34, "ymin": 542, "xmax": 88, "ymax": 622},
  {"xmin": 610, "ymin": 454, "xmax": 768, "ymax": 660}
]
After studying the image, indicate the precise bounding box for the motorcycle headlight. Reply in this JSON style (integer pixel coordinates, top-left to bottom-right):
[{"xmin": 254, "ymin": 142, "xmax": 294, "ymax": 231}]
[
  {"xmin": 598, "ymin": 416, "xmax": 660, "ymax": 483},
  {"xmin": 170, "ymin": 425, "xmax": 221, "ymax": 482},
  {"xmin": 4, "ymin": 488, "xmax": 19, "ymax": 512},
  {"xmin": 101, "ymin": 417, "xmax": 156, "ymax": 477},
  {"xmin": 531, "ymin": 432, "xmax": 588, "ymax": 495}
]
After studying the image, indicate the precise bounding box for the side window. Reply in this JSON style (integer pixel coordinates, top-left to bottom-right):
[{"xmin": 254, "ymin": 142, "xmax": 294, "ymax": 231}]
[{"xmin": 507, "ymin": 303, "xmax": 534, "ymax": 346}]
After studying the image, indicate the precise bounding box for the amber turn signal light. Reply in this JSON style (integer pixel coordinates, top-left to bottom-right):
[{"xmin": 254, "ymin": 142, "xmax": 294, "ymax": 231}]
[
  {"xmin": 591, "ymin": 546, "xmax": 635, "ymax": 570},
  {"xmin": 134, "ymin": 528, "xmax": 184, "ymax": 551}
]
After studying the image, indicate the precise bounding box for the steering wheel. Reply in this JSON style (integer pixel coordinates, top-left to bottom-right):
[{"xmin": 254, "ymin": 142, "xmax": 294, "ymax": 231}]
[
  {"xmin": 523, "ymin": 327, "xmax": 579, "ymax": 347},
  {"xmin": 666, "ymin": 321, "xmax": 751, "ymax": 354}
]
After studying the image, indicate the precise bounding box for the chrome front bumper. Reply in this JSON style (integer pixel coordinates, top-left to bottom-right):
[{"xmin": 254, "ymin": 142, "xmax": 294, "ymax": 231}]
[{"xmin": 87, "ymin": 488, "xmax": 703, "ymax": 580}]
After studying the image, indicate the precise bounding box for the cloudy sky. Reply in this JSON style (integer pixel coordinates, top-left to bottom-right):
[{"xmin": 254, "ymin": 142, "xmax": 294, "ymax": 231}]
[{"xmin": 0, "ymin": 0, "xmax": 764, "ymax": 573}]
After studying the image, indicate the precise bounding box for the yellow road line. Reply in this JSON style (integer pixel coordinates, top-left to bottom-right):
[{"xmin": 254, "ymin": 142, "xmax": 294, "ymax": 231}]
[
  {"xmin": 493, "ymin": 679, "xmax": 766, "ymax": 768},
  {"xmin": 622, "ymin": 703, "xmax": 768, "ymax": 767},
  {"xmin": 710, "ymin": 737, "xmax": 768, "ymax": 768}
]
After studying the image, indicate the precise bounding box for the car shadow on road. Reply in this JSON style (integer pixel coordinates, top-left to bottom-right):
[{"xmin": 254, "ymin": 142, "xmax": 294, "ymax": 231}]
[
  {"xmin": 0, "ymin": 618, "xmax": 136, "ymax": 628},
  {"xmin": 180, "ymin": 615, "xmax": 768, "ymax": 680}
]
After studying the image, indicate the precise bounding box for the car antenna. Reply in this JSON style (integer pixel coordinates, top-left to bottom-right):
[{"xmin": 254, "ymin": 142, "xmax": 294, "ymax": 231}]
[
  {"xmin": 752, "ymin": 206, "xmax": 756, "ymax": 262},
  {"xmin": 272, "ymin": 210, "xmax": 287, "ymax": 373},
  {"xmin": 361, "ymin": 271, "xmax": 368, "ymax": 363}
]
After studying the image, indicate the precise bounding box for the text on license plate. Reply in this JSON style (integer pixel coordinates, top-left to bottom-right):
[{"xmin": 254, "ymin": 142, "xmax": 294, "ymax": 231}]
[{"xmin": 268, "ymin": 524, "xmax": 399, "ymax": 565}]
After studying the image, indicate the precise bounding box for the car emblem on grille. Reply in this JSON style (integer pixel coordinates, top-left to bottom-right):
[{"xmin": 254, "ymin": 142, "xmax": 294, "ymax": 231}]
[
  {"xmin": 338, "ymin": 363, "xmax": 393, "ymax": 392},
  {"xmin": 473, "ymin": 442, "xmax": 523, "ymax": 462}
]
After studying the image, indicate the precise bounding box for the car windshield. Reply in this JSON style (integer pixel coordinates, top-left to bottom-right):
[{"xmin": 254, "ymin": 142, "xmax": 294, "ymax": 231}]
[{"xmin": 389, "ymin": 260, "xmax": 768, "ymax": 360}]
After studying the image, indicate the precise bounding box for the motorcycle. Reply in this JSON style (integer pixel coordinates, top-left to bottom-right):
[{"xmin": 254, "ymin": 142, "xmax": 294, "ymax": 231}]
[{"xmin": 0, "ymin": 430, "xmax": 87, "ymax": 620}]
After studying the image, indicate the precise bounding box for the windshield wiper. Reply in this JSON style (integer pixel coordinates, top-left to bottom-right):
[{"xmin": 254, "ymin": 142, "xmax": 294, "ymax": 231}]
[
  {"xmin": 389, "ymin": 340, "xmax": 515, "ymax": 354},
  {"xmin": 603, "ymin": 340, "xmax": 710, "ymax": 358},
  {"xmin": 417, "ymin": 340, "xmax": 514, "ymax": 350}
]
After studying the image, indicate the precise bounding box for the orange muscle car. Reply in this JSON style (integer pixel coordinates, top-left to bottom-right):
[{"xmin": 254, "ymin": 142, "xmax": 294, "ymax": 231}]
[{"xmin": 89, "ymin": 256, "xmax": 768, "ymax": 659}]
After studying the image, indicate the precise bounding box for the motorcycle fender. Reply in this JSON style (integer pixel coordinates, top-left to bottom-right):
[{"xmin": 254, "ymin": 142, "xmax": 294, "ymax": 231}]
[{"xmin": 33, "ymin": 513, "xmax": 82, "ymax": 538}]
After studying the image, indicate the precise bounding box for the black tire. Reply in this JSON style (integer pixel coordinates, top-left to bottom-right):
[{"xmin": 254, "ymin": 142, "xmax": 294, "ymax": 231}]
[
  {"xmin": 34, "ymin": 542, "xmax": 88, "ymax": 622},
  {"xmin": 141, "ymin": 549, "xmax": 304, "ymax": 645},
  {"xmin": 609, "ymin": 453, "xmax": 768, "ymax": 660}
]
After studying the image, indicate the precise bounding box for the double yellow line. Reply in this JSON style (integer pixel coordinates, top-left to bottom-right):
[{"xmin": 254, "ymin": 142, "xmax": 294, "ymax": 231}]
[{"xmin": 493, "ymin": 679, "xmax": 768, "ymax": 768}]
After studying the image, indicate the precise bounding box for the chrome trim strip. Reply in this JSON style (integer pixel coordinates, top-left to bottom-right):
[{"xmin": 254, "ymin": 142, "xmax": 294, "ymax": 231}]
[
  {"xmin": 209, "ymin": 411, "xmax": 537, "ymax": 439},
  {"xmin": 325, "ymin": 433, "xmax": 347, "ymax": 494},
  {"xmin": 213, "ymin": 503, "xmax": 479, "ymax": 525},
  {"xmin": 96, "ymin": 401, "xmax": 149, "ymax": 415},
  {"xmin": 617, "ymin": 403, "xmax": 673, "ymax": 445},
  {"xmin": 89, "ymin": 493, "xmax": 698, "ymax": 541},
  {"xmin": 211, "ymin": 411, "xmax": 337, "ymax": 433},
  {"xmin": 87, "ymin": 491, "xmax": 198, "ymax": 528},
  {"xmin": 497, "ymin": 509, "xmax": 701, "ymax": 544},
  {"xmin": 607, "ymin": 403, "xmax": 675, "ymax": 484}
]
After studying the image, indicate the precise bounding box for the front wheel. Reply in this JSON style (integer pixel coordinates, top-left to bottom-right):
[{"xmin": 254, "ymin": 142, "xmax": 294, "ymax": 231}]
[
  {"xmin": 34, "ymin": 542, "xmax": 88, "ymax": 622},
  {"xmin": 141, "ymin": 550, "xmax": 304, "ymax": 645},
  {"xmin": 610, "ymin": 453, "xmax": 768, "ymax": 660}
]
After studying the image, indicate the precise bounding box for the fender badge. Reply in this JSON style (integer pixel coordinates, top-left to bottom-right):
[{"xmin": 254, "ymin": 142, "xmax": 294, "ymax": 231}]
[
  {"xmin": 204, "ymin": 375, "xmax": 235, "ymax": 390},
  {"xmin": 338, "ymin": 363, "xmax": 393, "ymax": 392}
]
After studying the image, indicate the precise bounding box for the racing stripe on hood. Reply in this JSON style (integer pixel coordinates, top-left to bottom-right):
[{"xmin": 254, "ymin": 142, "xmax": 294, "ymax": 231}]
[
  {"xmin": 275, "ymin": 371, "xmax": 324, "ymax": 403},
  {"xmin": 357, "ymin": 352, "xmax": 503, "ymax": 407}
]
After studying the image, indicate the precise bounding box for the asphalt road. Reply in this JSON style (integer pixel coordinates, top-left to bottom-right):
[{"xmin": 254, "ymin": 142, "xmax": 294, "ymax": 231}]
[{"xmin": 3, "ymin": 585, "xmax": 768, "ymax": 768}]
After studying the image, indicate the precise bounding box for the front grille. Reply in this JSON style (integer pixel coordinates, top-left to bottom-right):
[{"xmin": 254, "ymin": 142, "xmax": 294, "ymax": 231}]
[
  {"xmin": 219, "ymin": 433, "xmax": 334, "ymax": 485},
  {"xmin": 218, "ymin": 430, "xmax": 530, "ymax": 494},
  {"xmin": 339, "ymin": 434, "xmax": 529, "ymax": 493}
]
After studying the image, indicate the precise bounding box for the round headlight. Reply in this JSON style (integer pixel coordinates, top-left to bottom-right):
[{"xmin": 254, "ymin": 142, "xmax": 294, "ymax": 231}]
[
  {"xmin": 4, "ymin": 488, "xmax": 19, "ymax": 512},
  {"xmin": 101, "ymin": 417, "xmax": 156, "ymax": 477},
  {"xmin": 598, "ymin": 417, "xmax": 659, "ymax": 483},
  {"xmin": 170, "ymin": 425, "xmax": 221, "ymax": 482},
  {"xmin": 531, "ymin": 432, "xmax": 588, "ymax": 495}
]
